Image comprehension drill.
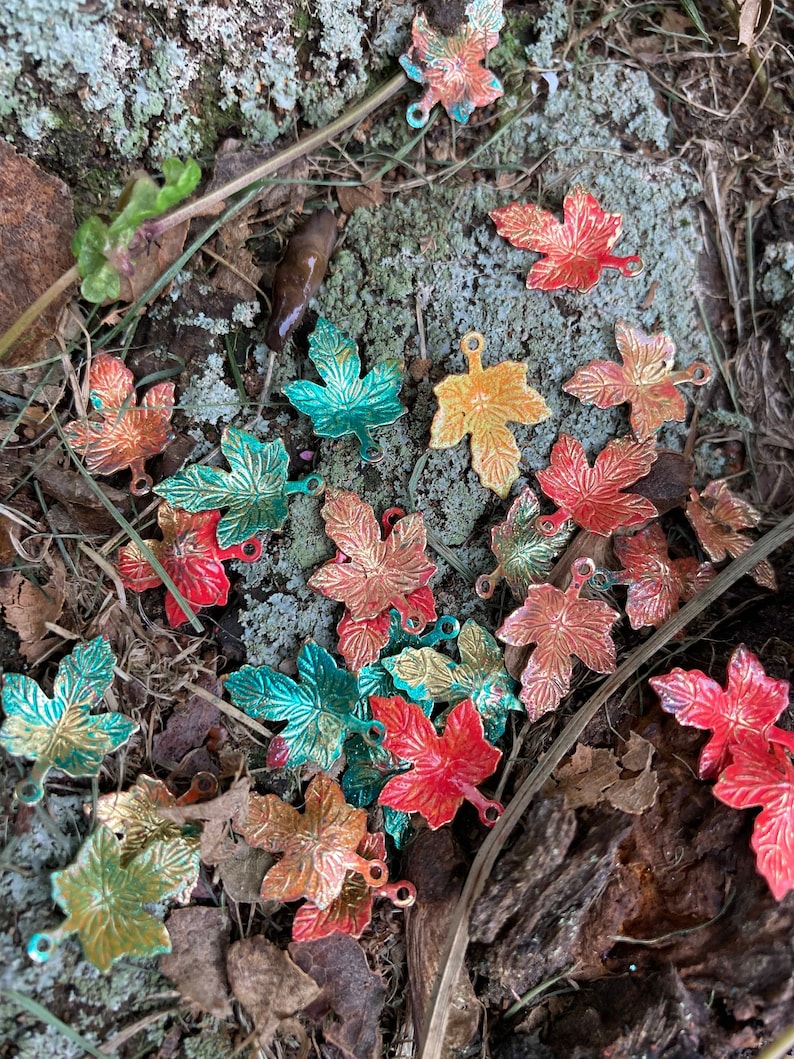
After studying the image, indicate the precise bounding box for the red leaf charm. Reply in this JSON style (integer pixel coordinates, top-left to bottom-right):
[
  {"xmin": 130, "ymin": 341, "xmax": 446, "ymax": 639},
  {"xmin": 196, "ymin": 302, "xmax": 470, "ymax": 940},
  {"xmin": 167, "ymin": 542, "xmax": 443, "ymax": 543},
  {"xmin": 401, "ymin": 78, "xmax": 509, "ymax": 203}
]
[
  {"xmin": 564, "ymin": 320, "xmax": 710, "ymax": 438},
  {"xmin": 649, "ymin": 645, "xmax": 791, "ymax": 780},
  {"xmin": 117, "ymin": 503, "xmax": 262, "ymax": 627},
  {"xmin": 370, "ymin": 696, "xmax": 502, "ymax": 829},
  {"xmin": 714, "ymin": 739, "xmax": 794, "ymax": 901},
  {"xmin": 337, "ymin": 587, "xmax": 437, "ymax": 671},
  {"xmin": 496, "ymin": 558, "xmax": 620, "ymax": 720},
  {"xmin": 613, "ymin": 523, "xmax": 714, "ymax": 630},
  {"xmin": 536, "ymin": 434, "xmax": 658, "ymax": 536},
  {"xmin": 686, "ymin": 480, "xmax": 776, "ymax": 590},
  {"xmin": 64, "ymin": 353, "xmax": 175, "ymax": 495},
  {"xmin": 489, "ymin": 185, "xmax": 643, "ymax": 292}
]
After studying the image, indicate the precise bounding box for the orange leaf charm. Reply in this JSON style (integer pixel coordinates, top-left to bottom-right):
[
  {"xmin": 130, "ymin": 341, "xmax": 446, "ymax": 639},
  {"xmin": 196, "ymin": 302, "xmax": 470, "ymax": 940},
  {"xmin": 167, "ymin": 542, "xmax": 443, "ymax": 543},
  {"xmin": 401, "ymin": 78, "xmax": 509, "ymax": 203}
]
[
  {"xmin": 686, "ymin": 480, "xmax": 776, "ymax": 590},
  {"xmin": 64, "ymin": 353, "xmax": 175, "ymax": 495},
  {"xmin": 489, "ymin": 185, "xmax": 643, "ymax": 292},
  {"xmin": 430, "ymin": 330, "xmax": 550, "ymax": 498},
  {"xmin": 564, "ymin": 320, "xmax": 710, "ymax": 438}
]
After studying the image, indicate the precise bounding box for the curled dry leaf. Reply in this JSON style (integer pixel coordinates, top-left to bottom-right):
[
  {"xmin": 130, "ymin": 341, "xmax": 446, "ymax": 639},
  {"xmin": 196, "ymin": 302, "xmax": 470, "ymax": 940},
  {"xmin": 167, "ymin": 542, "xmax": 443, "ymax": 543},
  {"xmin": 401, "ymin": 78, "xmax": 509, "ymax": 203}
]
[
  {"xmin": 686, "ymin": 479, "xmax": 775, "ymax": 590},
  {"xmin": 161, "ymin": 907, "xmax": 233, "ymax": 1019},
  {"xmin": 0, "ymin": 559, "xmax": 66, "ymax": 663}
]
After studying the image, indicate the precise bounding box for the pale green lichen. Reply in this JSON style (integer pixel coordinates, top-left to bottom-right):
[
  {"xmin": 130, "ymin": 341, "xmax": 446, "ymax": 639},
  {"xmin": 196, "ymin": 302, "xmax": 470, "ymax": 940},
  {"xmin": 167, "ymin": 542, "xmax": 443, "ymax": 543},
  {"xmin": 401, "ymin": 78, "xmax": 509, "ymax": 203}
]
[
  {"xmin": 759, "ymin": 241, "xmax": 794, "ymax": 366},
  {"xmin": 179, "ymin": 352, "xmax": 245, "ymax": 428}
]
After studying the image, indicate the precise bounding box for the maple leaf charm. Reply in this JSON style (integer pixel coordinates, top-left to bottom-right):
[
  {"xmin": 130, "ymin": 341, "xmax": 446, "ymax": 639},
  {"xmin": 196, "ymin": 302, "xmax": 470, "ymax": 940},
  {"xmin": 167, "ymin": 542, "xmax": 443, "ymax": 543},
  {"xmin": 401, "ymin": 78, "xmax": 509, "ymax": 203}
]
[
  {"xmin": 224, "ymin": 641, "xmax": 385, "ymax": 770},
  {"xmin": 154, "ymin": 427, "xmax": 324, "ymax": 548},
  {"xmin": 490, "ymin": 185, "xmax": 643, "ymax": 292},
  {"xmin": 117, "ymin": 502, "xmax": 262, "ymax": 627},
  {"xmin": 564, "ymin": 320, "xmax": 710, "ymax": 438},
  {"xmin": 496, "ymin": 558, "xmax": 621, "ymax": 720},
  {"xmin": 399, "ymin": 0, "xmax": 505, "ymax": 128},
  {"xmin": 370, "ymin": 695, "xmax": 503, "ymax": 828},
  {"xmin": 283, "ymin": 317, "xmax": 406, "ymax": 463},
  {"xmin": 242, "ymin": 774, "xmax": 388, "ymax": 910},
  {"xmin": 535, "ymin": 433, "xmax": 658, "ymax": 536},
  {"xmin": 686, "ymin": 479, "xmax": 775, "ymax": 590},
  {"xmin": 64, "ymin": 353, "xmax": 175, "ymax": 495},
  {"xmin": 430, "ymin": 331, "xmax": 550, "ymax": 498},
  {"xmin": 0, "ymin": 637, "xmax": 137, "ymax": 804}
]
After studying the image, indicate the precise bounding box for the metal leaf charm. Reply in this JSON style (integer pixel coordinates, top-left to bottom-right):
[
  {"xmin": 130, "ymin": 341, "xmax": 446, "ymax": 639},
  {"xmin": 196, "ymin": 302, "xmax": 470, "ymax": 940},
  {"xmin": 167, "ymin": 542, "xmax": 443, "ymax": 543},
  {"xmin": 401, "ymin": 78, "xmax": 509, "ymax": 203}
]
[
  {"xmin": 384, "ymin": 620, "xmax": 521, "ymax": 743},
  {"xmin": 475, "ymin": 486, "xmax": 573, "ymax": 600},
  {"xmin": 564, "ymin": 320, "xmax": 710, "ymax": 438},
  {"xmin": 117, "ymin": 502, "xmax": 262, "ymax": 627},
  {"xmin": 536, "ymin": 434, "xmax": 658, "ymax": 537},
  {"xmin": 242, "ymin": 773, "xmax": 388, "ymax": 910},
  {"xmin": 27, "ymin": 825, "xmax": 199, "ymax": 971},
  {"xmin": 224, "ymin": 641, "xmax": 385, "ymax": 770},
  {"xmin": 283, "ymin": 317, "xmax": 406, "ymax": 463},
  {"xmin": 430, "ymin": 331, "xmax": 550, "ymax": 498},
  {"xmin": 0, "ymin": 637, "xmax": 137, "ymax": 804},
  {"xmin": 496, "ymin": 558, "xmax": 621, "ymax": 720},
  {"xmin": 358, "ymin": 610, "xmax": 460, "ymax": 703},
  {"xmin": 64, "ymin": 353, "xmax": 175, "ymax": 496},
  {"xmin": 490, "ymin": 185, "xmax": 643, "ymax": 292},
  {"xmin": 686, "ymin": 479, "xmax": 775, "ymax": 590},
  {"xmin": 154, "ymin": 427, "xmax": 324, "ymax": 548},
  {"xmin": 399, "ymin": 0, "xmax": 505, "ymax": 128}
]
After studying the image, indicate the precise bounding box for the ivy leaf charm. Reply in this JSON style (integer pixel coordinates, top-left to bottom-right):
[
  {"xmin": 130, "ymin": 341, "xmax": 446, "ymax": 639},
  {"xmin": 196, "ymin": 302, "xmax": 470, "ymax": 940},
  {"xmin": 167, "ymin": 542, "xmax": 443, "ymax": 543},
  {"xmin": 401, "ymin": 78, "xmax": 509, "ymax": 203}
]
[
  {"xmin": 224, "ymin": 641, "xmax": 385, "ymax": 770},
  {"xmin": 0, "ymin": 637, "xmax": 137, "ymax": 804},
  {"xmin": 154, "ymin": 427, "xmax": 324, "ymax": 548},
  {"xmin": 27, "ymin": 825, "xmax": 199, "ymax": 971},
  {"xmin": 490, "ymin": 185, "xmax": 643, "ymax": 292},
  {"xmin": 64, "ymin": 353, "xmax": 175, "ymax": 496},
  {"xmin": 564, "ymin": 320, "xmax": 710, "ymax": 438},
  {"xmin": 117, "ymin": 503, "xmax": 262, "ymax": 627},
  {"xmin": 430, "ymin": 331, "xmax": 550, "ymax": 498},
  {"xmin": 686, "ymin": 479, "xmax": 776, "ymax": 590},
  {"xmin": 283, "ymin": 318, "xmax": 406, "ymax": 463},
  {"xmin": 496, "ymin": 558, "xmax": 621, "ymax": 720}
]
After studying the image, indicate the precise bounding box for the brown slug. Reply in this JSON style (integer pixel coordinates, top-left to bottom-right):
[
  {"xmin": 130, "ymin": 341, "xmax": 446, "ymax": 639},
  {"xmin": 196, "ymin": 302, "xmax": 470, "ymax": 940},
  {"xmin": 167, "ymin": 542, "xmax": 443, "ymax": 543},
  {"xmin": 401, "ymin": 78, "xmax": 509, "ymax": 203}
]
[{"xmin": 264, "ymin": 208, "xmax": 337, "ymax": 353}]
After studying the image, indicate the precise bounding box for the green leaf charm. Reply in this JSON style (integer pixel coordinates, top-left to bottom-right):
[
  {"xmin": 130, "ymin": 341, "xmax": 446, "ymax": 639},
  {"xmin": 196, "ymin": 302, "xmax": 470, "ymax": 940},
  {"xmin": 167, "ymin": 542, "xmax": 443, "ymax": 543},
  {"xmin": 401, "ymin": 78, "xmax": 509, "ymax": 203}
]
[
  {"xmin": 358, "ymin": 610, "xmax": 460, "ymax": 702},
  {"xmin": 225, "ymin": 642, "xmax": 385, "ymax": 770},
  {"xmin": 283, "ymin": 318, "xmax": 406, "ymax": 463},
  {"xmin": 28, "ymin": 825, "xmax": 199, "ymax": 971},
  {"xmin": 0, "ymin": 637, "xmax": 137, "ymax": 804},
  {"xmin": 154, "ymin": 427, "xmax": 324, "ymax": 548},
  {"xmin": 384, "ymin": 620, "xmax": 521, "ymax": 742}
]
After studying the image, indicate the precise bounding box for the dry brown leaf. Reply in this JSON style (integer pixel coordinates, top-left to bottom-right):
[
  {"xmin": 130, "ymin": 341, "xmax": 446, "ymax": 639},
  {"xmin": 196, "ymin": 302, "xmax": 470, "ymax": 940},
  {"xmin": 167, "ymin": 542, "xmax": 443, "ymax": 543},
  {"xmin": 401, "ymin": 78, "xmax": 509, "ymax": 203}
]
[
  {"xmin": 0, "ymin": 560, "xmax": 67, "ymax": 662},
  {"xmin": 552, "ymin": 734, "xmax": 659, "ymax": 814},
  {"xmin": 160, "ymin": 906, "xmax": 233, "ymax": 1018},
  {"xmin": 337, "ymin": 181, "xmax": 385, "ymax": 214},
  {"xmin": 218, "ymin": 837, "xmax": 273, "ymax": 902},
  {"xmin": 158, "ymin": 774, "xmax": 250, "ymax": 867},
  {"xmin": 620, "ymin": 730, "xmax": 655, "ymax": 772},
  {"xmin": 607, "ymin": 760, "xmax": 659, "ymax": 814},
  {"xmin": 117, "ymin": 221, "xmax": 190, "ymax": 304},
  {"xmin": 737, "ymin": 0, "xmax": 774, "ymax": 49},
  {"xmin": 152, "ymin": 673, "xmax": 223, "ymax": 766}
]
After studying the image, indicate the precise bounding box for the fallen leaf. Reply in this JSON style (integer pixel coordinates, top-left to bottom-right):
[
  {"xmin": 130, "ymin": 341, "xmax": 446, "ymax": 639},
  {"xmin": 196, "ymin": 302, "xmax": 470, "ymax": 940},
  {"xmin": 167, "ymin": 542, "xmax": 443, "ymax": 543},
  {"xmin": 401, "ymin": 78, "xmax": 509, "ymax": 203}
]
[
  {"xmin": 686, "ymin": 479, "xmax": 775, "ymax": 590},
  {"xmin": 736, "ymin": 0, "xmax": 774, "ymax": 48},
  {"xmin": 160, "ymin": 907, "xmax": 232, "ymax": 1018},
  {"xmin": 218, "ymin": 838, "xmax": 273, "ymax": 903},
  {"xmin": 0, "ymin": 560, "xmax": 66, "ymax": 663},
  {"xmin": 152, "ymin": 673, "xmax": 223, "ymax": 765},
  {"xmin": 552, "ymin": 745, "xmax": 622, "ymax": 809},
  {"xmin": 117, "ymin": 221, "xmax": 189, "ymax": 304},
  {"xmin": 337, "ymin": 181, "xmax": 385, "ymax": 213}
]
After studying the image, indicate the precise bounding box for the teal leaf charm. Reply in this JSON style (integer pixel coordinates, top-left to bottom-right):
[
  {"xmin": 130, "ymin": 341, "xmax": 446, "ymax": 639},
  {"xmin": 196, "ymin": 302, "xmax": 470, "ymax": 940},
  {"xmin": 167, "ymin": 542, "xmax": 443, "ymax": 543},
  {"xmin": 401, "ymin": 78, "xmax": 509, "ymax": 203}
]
[
  {"xmin": 154, "ymin": 427, "xmax": 324, "ymax": 548},
  {"xmin": 224, "ymin": 641, "xmax": 385, "ymax": 770},
  {"xmin": 283, "ymin": 318, "xmax": 406, "ymax": 463},
  {"xmin": 28, "ymin": 825, "xmax": 199, "ymax": 971},
  {"xmin": 0, "ymin": 637, "xmax": 137, "ymax": 804},
  {"xmin": 384, "ymin": 620, "xmax": 521, "ymax": 742},
  {"xmin": 358, "ymin": 610, "xmax": 461, "ymax": 702}
]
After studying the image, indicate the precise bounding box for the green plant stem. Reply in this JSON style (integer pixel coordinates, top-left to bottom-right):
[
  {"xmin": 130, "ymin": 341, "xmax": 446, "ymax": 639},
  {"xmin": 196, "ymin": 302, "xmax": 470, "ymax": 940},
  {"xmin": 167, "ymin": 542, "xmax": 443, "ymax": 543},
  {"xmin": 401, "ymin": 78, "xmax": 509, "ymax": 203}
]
[{"xmin": 0, "ymin": 266, "xmax": 79, "ymax": 362}]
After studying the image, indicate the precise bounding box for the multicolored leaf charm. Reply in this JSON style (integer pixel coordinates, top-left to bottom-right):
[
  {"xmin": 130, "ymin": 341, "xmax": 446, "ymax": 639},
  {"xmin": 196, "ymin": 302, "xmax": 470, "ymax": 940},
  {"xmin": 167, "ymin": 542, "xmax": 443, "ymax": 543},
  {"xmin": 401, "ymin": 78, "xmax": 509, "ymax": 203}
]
[
  {"xmin": 358, "ymin": 610, "xmax": 461, "ymax": 702},
  {"xmin": 64, "ymin": 353, "xmax": 175, "ymax": 495},
  {"xmin": 686, "ymin": 479, "xmax": 775, "ymax": 590},
  {"xmin": 283, "ymin": 317, "xmax": 406, "ymax": 463},
  {"xmin": 27, "ymin": 825, "xmax": 200, "ymax": 971},
  {"xmin": 489, "ymin": 185, "xmax": 643, "ymax": 292},
  {"xmin": 242, "ymin": 774, "xmax": 388, "ymax": 910},
  {"xmin": 564, "ymin": 320, "xmax": 710, "ymax": 438},
  {"xmin": 399, "ymin": 0, "xmax": 504, "ymax": 128},
  {"xmin": 430, "ymin": 330, "xmax": 550, "ymax": 498},
  {"xmin": 154, "ymin": 427, "xmax": 324, "ymax": 548},
  {"xmin": 612, "ymin": 523, "xmax": 714, "ymax": 630},
  {"xmin": 535, "ymin": 434, "xmax": 658, "ymax": 537},
  {"xmin": 370, "ymin": 695, "xmax": 503, "ymax": 828},
  {"xmin": 0, "ymin": 637, "xmax": 137, "ymax": 804},
  {"xmin": 384, "ymin": 620, "xmax": 522, "ymax": 743},
  {"xmin": 496, "ymin": 557, "xmax": 621, "ymax": 720},
  {"xmin": 649, "ymin": 645, "xmax": 791, "ymax": 780},
  {"xmin": 117, "ymin": 503, "xmax": 262, "ymax": 627},
  {"xmin": 224, "ymin": 641, "xmax": 385, "ymax": 770},
  {"xmin": 475, "ymin": 486, "xmax": 573, "ymax": 599}
]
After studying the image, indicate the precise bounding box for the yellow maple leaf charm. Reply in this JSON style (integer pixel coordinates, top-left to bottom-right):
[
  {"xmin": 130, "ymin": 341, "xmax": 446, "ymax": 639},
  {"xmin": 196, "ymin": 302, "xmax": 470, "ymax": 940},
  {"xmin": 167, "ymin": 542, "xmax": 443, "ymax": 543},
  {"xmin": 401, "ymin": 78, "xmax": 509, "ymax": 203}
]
[{"xmin": 430, "ymin": 331, "xmax": 550, "ymax": 498}]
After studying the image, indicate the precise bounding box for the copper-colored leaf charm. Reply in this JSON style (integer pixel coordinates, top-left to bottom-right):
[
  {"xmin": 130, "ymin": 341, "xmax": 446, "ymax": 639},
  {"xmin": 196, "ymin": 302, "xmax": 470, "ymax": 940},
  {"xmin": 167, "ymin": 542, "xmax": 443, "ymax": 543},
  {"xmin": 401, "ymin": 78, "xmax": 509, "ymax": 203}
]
[
  {"xmin": 686, "ymin": 479, "xmax": 775, "ymax": 590},
  {"xmin": 117, "ymin": 502, "xmax": 262, "ymax": 627},
  {"xmin": 242, "ymin": 774, "xmax": 388, "ymax": 910},
  {"xmin": 430, "ymin": 331, "xmax": 550, "ymax": 498},
  {"xmin": 64, "ymin": 353, "xmax": 175, "ymax": 495},
  {"xmin": 536, "ymin": 434, "xmax": 658, "ymax": 537},
  {"xmin": 490, "ymin": 185, "xmax": 643, "ymax": 292},
  {"xmin": 496, "ymin": 557, "xmax": 621, "ymax": 720},
  {"xmin": 564, "ymin": 320, "xmax": 710, "ymax": 438}
]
